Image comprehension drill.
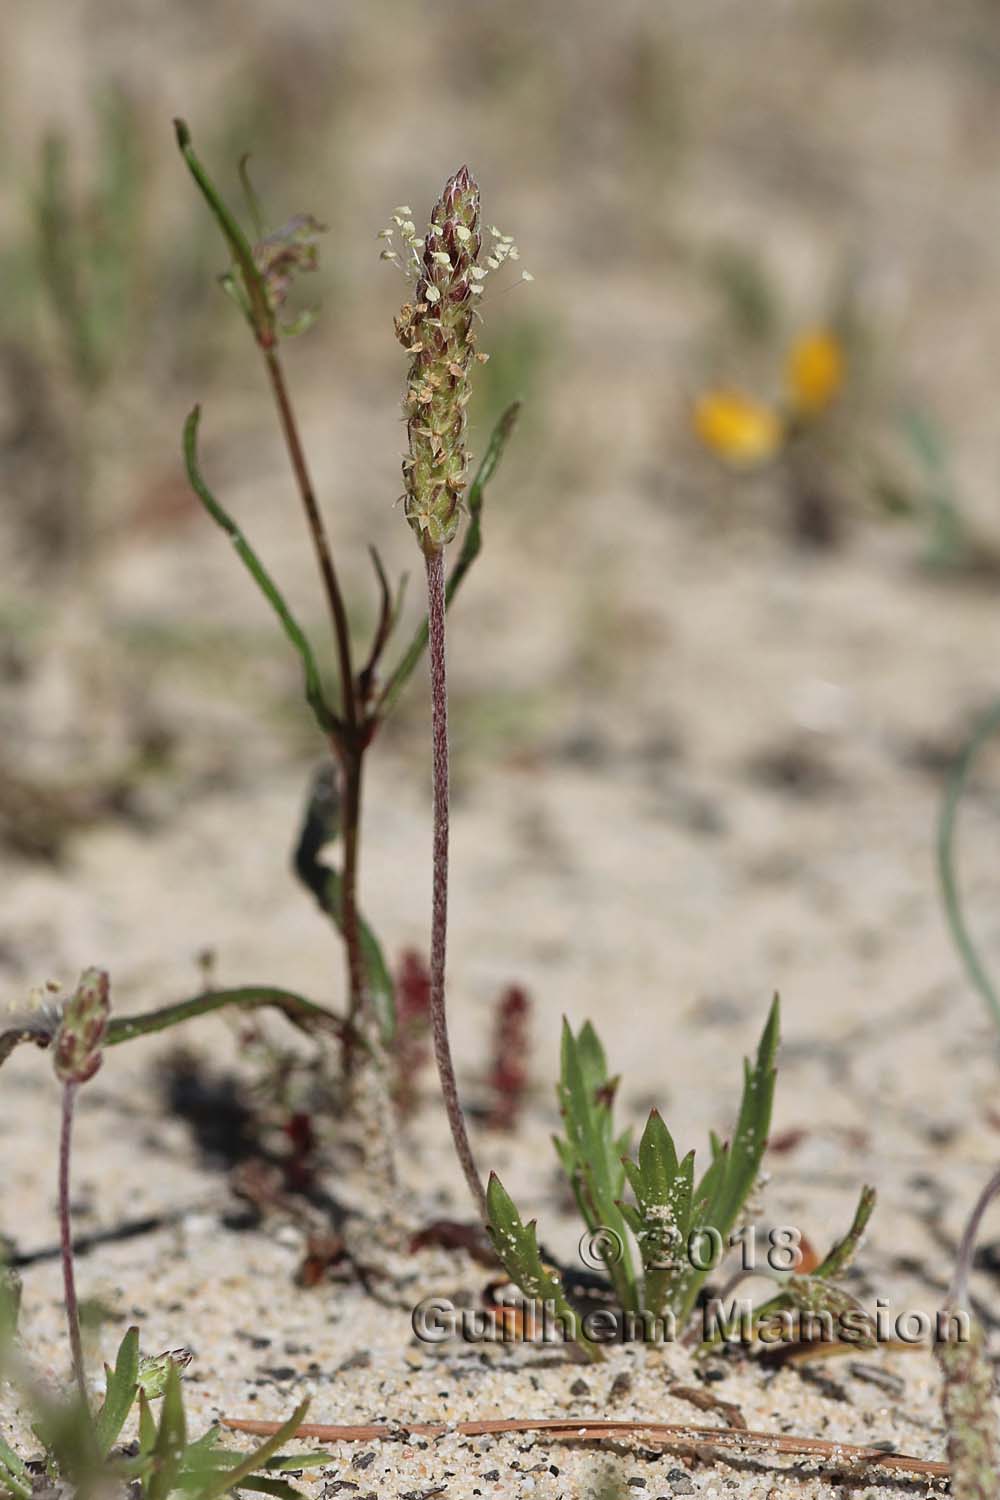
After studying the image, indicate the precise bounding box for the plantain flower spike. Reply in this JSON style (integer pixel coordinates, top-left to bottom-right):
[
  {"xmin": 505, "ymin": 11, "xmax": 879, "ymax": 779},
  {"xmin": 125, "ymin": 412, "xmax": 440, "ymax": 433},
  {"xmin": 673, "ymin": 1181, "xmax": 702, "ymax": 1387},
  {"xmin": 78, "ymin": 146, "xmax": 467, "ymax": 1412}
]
[
  {"xmin": 53, "ymin": 967, "xmax": 110, "ymax": 1085},
  {"xmin": 390, "ymin": 167, "xmax": 486, "ymax": 556}
]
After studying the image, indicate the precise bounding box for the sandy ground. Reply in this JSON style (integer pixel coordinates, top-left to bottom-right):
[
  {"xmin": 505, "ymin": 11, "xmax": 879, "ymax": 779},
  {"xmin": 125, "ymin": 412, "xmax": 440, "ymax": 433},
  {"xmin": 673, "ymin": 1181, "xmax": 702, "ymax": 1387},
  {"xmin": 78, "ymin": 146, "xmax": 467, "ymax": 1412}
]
[{"xmin": 5, "ymin": 2, "xmax": 1000, "ymax": 1495}]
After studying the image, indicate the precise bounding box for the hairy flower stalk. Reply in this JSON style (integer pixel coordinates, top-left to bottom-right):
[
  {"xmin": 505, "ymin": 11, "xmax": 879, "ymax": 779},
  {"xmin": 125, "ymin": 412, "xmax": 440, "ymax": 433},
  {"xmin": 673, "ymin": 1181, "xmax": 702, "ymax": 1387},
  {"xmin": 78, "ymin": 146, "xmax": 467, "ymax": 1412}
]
[
  {"xmin": 389, "ymin": 166, "xmax": 513, "ymax": 1221},
  {"xmin": 53, "ymin": 966, "xmax": 110, "ymax": 1405}
]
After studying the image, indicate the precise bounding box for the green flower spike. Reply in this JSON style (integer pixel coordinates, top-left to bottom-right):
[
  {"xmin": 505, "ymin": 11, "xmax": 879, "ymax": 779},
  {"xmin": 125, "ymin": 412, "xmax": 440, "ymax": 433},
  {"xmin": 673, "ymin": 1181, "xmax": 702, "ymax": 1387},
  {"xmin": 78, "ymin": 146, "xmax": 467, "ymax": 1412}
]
[{"xmin": 393, "ymin": 166, "xmax": 485, "ymax": 555}]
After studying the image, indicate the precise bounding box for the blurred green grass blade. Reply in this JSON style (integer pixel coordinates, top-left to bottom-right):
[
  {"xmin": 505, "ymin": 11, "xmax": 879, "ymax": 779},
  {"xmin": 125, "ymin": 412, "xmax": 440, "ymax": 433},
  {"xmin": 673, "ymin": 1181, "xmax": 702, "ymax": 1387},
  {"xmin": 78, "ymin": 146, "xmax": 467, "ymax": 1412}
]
[
  {"xmin": 0, "ymin": 1450, "xmax": 32, "ymax": 1500},
  {"xmin": 183, "ymin": 406, "xmax": 337, "ymax": 734},
  {"xmin": 197, "ymin": 1401, "xmax": 310, "ymax": 1500},
  {"xmin": 95, "ymin": 1324, "xmax": 140, "ymax": 1456},
  {"xmin": 146, "ymin": 1365, "xmax": 187, "ymax": 1500},
  {"xmin": 92, "ymin": 84, "xmax": 143, "ymax": 362},
  {"xmin": 137, "ymin": 1392, "xmax": 156, "ymax": 1456},
  {"xmin": 36, "ymin": 131, "xmax": 100, "ymax": 389},
  {"xmin": 174, "ymin": 118, "xmax": 273, "ymax": 342},
  {"xmin": 937, "ymin": 700, "xmax": 1000, "ymax": 1034},
  {"xmin": 261, "ymin": 1454, "xmax": 329, "ymax": 1472},
  {"xmin": 232, "ymin": 1479, "xmax": 302, "ymax": 1500},
  {"xmin": 379, "ymin": 401, "xmax": 521, "ymax": 716}
]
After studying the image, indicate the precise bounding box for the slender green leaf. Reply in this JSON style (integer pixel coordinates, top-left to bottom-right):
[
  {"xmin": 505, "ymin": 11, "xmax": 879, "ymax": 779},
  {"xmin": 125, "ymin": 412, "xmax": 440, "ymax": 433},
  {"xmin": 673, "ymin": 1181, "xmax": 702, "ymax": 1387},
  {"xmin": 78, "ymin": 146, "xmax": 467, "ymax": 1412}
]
[
  {"xmin": 554, "ymin": 1020, "xmax": 638, "ymax": 1312},
  {"xmin": 260, "ymin": 1453, "xmax": 329, "ymax": 1473},
  {"xmin": 104, "ymin": 988, "xmax": 343, "ymax": 1051},
  {"xmin": 137, "ymin": 1392, "xmax": 156, "ymax": 1457},
  {"xmin": 699, "ymin": 1187, "xmax": 878, "ymax": 1353},
  {"xmin": 813, "ymin": 1185, "xmax": 876, "ymax": 1281},
  {"xmin": 673, "ymin": 998, "xmax": 779, "ymax": 1326},
  {"xmin": 183, "ymin": 406, "xmax": 337, "ymax": 734},
  {"xmin": 174, "ymin": 119, "xmax": 273, "ymax": 342},
  {"xmin": 95, "ymin": 1325, "xmax": 139, "ymax": 1456},
  {"xmin": 706, "ymin": 996, "xmax": 779, "ymax": 1238}
]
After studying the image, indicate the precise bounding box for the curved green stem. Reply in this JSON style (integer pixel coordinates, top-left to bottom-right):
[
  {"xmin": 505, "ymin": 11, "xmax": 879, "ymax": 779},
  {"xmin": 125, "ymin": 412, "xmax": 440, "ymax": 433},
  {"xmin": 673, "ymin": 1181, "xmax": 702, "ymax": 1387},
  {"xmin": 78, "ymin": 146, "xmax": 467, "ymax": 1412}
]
[{"xmin": 105, "ymin": 987, "xmax": 346, "ymax": 1047}]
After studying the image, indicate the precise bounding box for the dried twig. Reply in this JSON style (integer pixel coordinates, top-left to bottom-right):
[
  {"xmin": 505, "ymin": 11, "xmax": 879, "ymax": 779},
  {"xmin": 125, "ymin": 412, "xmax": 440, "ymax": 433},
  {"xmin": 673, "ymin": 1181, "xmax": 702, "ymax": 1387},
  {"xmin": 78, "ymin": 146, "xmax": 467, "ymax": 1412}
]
[{"xmin": 220, "ymin": 1413, "xmax": 947, "ymax": 1479}]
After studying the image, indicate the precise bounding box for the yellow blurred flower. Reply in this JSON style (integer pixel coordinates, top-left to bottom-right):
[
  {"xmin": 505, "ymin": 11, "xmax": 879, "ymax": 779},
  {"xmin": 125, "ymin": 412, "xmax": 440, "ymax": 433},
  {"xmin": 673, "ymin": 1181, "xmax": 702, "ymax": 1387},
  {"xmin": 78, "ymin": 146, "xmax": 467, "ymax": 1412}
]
[
  {"xmin": 693, "ymin": 390, "xmax": 784, "ymax": 468},
  {"xmin": 787, "ymin": 329, "xmax": 844, "ymax": 415}
]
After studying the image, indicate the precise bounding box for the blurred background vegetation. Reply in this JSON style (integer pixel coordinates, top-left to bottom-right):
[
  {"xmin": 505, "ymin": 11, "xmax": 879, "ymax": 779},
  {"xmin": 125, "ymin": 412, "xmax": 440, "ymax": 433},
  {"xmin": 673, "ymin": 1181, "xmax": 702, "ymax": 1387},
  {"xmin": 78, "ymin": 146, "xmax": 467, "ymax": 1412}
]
[{"xmin": 3, "ymin": 0, "xmax": 1000, "ymax": 940}]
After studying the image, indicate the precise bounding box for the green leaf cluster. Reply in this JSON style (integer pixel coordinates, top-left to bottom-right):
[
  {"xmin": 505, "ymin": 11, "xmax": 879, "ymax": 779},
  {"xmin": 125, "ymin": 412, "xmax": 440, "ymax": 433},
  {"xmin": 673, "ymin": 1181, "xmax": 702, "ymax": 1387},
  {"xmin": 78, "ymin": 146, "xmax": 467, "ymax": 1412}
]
[
  {"xmin": 0, "ymin": 1322, "xmax": 321, "ymax": 1500},
  {"xmin": 488, "ymin": 998, "xmax": 872, "ymax": 1360}
]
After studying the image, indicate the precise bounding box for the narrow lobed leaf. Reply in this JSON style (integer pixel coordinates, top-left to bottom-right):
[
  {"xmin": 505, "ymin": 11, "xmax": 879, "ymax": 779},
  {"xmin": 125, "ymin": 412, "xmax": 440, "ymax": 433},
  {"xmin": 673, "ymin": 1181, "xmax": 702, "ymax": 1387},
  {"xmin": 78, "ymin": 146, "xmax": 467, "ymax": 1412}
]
[{"xmin": 485, "ymin": 1173, "xmax": 605, "ymax": 1362}]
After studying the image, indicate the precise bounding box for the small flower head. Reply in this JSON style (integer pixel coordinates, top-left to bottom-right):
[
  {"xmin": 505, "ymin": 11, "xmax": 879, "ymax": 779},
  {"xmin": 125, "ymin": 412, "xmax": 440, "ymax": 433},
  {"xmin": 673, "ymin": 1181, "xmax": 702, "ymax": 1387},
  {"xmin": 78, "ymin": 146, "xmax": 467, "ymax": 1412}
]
[
  {"xmin": 249, "ymin": 213, "xmax": 327, "ymax": 338},
  {"xmin": 693, "ymin": 390, "xmax": 784, "ymax": 468},
  {"xmin": 137, "ymin": 1347, "xmax": 194, "ymax": 1399},
  {"xmin": 53, "ymin": 967, "xmax": 110, "ymax": 1085},
  {"xmin": 787, "ymin": 328, "xmax": 844, "ymax": 416}
]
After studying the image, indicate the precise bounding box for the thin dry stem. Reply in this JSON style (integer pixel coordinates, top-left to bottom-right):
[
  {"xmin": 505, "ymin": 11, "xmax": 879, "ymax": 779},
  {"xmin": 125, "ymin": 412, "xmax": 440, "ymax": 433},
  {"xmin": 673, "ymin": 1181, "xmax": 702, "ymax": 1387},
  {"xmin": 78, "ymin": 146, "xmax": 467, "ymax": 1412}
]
[
  {"xmin": 263, "ymin": 348, "xmax": 356, "ymax": 732},
  {"xmin": 220, "ymin": 1413, "xmax": 947, "ymax": 1479},
  {"xmin": 426, "ymin": 546, "xmax": 487, "ymax": 1221}
]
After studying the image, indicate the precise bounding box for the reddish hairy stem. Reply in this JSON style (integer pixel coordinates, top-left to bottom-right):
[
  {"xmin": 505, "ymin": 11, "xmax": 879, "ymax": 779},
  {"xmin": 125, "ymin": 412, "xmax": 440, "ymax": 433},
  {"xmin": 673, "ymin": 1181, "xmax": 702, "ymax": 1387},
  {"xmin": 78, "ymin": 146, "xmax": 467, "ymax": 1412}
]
[
  {"xmin": 59, "ymin": 1082, "xmax": 87, "ymax": 1406},
  {"xmin": 426, "ymin": 547, "xmax": 487, "ymax": 1221}
]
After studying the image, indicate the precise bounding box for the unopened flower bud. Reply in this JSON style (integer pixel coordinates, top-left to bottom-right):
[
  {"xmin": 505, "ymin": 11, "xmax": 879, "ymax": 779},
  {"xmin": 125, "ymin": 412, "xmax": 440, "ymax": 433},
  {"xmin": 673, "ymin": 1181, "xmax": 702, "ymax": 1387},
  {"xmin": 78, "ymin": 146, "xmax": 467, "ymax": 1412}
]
[
  {"xmin": 53, "ymin": 967, "xmax": 110, "ymax": 1085},
  {"xmin": 137, "ymin": 1347, "xmax": 194, "ymax": 1398}
]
